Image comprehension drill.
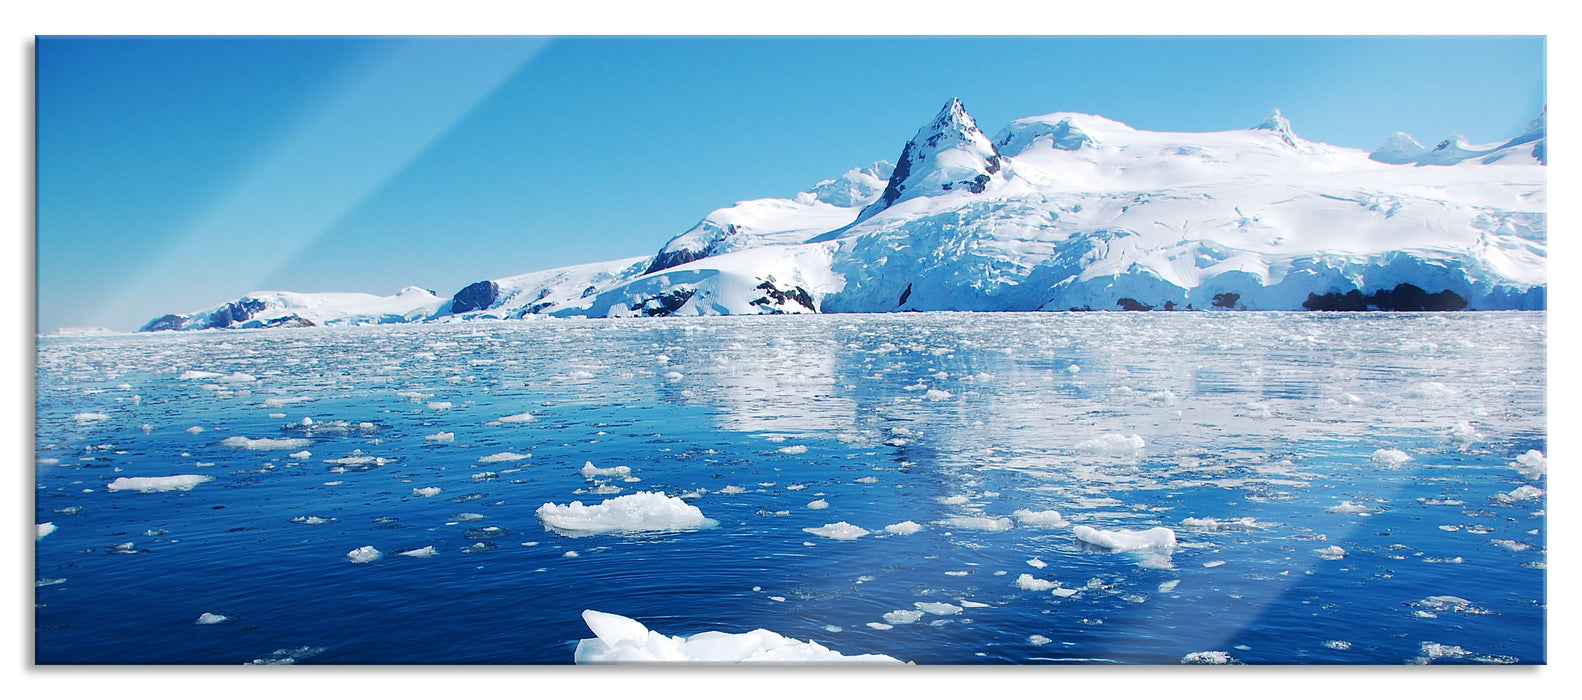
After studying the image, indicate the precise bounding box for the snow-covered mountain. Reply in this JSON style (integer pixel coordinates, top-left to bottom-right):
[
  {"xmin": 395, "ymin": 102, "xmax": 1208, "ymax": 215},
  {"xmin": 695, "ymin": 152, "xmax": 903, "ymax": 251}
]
[{"xmin": 139, "ymin": 99, "xmax": 1546, "ymax": 331}]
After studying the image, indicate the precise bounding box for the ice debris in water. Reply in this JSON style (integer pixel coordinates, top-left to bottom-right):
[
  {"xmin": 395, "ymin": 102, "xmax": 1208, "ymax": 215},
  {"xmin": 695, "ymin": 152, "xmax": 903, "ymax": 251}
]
[
  {"xmin": 914, "ymin": 602, "xmax": 962, "ymax": 615},
  {"xmin": 803, "ymin": 522, "xmax": 871, "ymax": 540},
  {"xmin": 884, "ymin": 521, "xmax": 922, "ymax": 535},
  {"xmin": 73, "ymin": 412, "xmax": 110, "ymax": 424},
  {"xmin": 347, "ymin": 546, "xmax": 382, "ymax": 563},
  {"xmin": 37, "ymin": 522, "xmax": 57, "ymax": 539},
  {"xmin": 807, "ymin": 499, "xmax": 830, "ymax": 510},
  {"xmin": 498, "ymin": 412, "xmax": 536, "ymax": 423},
  {"xmin": 882, "ymin": 610, "xmax": 923, "ymax": 624},
  {"xmin": 1178, "ymin": 517, "xmax": 1265, "ymax": 532},
  {"xmin": 1370, "ymin": 449, "xmax": 1411, "ymax": 468},
  {"xmin": 196, "ymin": 612, "xmax": 230, "ymax": 625},
  {"xmin": 937, "ymin": 515, "xmax": 1014, "ymax": 532},
  {"xmin": 1072, "ymin": 525, "xmax": 1177, "ymax": 551},
  {"xmin": 1413, "ymin": 641, "xmax": 1472, "ymax": 664},
  {"xmin": 1512, "ymin": 450, "xmax": 1546, "ymax": 479},
  {"xmin": 1181, "ymin": 651, "xmax": 1240, "ymax": 665},
  {"xmin": 1495, "ymin": 485, "xmax": 1544, "ymax": 503},
  {"xmin": 478, "ymin": 451, "xmax": 531, "ymax": 463},
  {"xmin": 424, "ymin": 431, "xmax": 455, "ymax": 443},
  {"xmin": 1029, "ymin": 635, "xmax": 1052, "ymax": 646},
  {"xmin": 1314, "ymin": 546, "xmax": 1347, "ymax": 560},
  {"xmin": 413, "ymin": 487, "xmax": 442, "ymax": 497},
  {"xmin": 107, "ymin": 475, "xmax": 214, "ymax": 493},
  {"xmin": 574, "ymin": 610, "xmax": 904, "ymax": 664},
  {"xmin": 1012, "ymin": 508, "xmax": 1068, "ymax": 528},
  {"xmin": 1327, "ymin": 501, "xmax": 1371, "ymax": 515},
  {"xmin": 1324, "ymin": 640, "xmax": 1351, "ymax": 651},
  {"xmin": 245, "ymin": 645, "xmax": 327, "ymax": 665},
  {"xmin": 1014, "ymin": 574, "xmax": 1058, "ymax": 591},
  {"xmin": 536, "ymin": 491, "xmax": 717, "ymax": 537},
  {"xmin": 580, "ymin": 462, "xmax": 632, "ymax": 479},
  {"xmin": 1158, "ymin": 580, "xmax": 1180, "ymax": 593},
  {"xmin": 289, "ymin": 450, "xmax": 311, "ymax": 459},
  {"xmin": 1027, "ymin": 557, "xmax": 1047, "ymax": 569},
  {"xmin": 398, "ymin": 546, "xmax": 438, "ymax": 558},
  {"xmin": 221, "ymin": 436, "xmax": 313, "ymax": 450},
  {"xmin": 1075, "ymin": 433, "xmax": 1145, "ymax": 458}
]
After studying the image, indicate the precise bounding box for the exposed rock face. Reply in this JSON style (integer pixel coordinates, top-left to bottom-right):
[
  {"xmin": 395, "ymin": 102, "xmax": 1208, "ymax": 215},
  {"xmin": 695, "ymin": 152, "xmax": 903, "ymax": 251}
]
[
  {"xmin": 749, "ymin": 279, "xmax": 815, "ymax": 314},
  {"xmin": 857, "ymin": 98, "xmax": 1005, "ymax": 222},
  {"xmin": 139, "ymin": 314, "xmax": 186, "ymax": 332},
  {"xmin": 629, "ymin": 288, "xmax": 696, "ymax": 317},
  {"xmin": 1302, "ymin": 284, "xmax": 1468, "ymax": 311},
  {"xmin": 450, "ymin": 280, "xmax": 500, "ymax": 314}
]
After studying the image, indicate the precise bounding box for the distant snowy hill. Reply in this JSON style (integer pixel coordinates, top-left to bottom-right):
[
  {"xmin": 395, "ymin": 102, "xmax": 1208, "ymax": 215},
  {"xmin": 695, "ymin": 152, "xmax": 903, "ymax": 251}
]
[{"xmin": 140, "ymin": 99, "xmax": 1546, "ymax": 331}]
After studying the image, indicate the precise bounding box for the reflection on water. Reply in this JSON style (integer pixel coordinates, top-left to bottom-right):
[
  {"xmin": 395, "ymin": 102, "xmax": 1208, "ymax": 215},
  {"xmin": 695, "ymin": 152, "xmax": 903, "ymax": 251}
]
[{"xmin": 35, "ymin": 312, "xmax": 1545, "ymax": 664}]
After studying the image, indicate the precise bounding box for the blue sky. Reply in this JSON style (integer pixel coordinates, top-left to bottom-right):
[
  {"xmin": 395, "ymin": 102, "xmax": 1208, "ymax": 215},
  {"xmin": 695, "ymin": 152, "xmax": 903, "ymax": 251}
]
[{"xmin": 35, "ymin": 35, "xmax": 1546, "ymax": 332}]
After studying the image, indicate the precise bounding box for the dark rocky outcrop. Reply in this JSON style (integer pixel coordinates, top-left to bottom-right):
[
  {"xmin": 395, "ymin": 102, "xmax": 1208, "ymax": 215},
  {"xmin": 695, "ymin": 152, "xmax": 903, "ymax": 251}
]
[
  {"xmin": 206, "ymin": 298, "xmax": 267, "ymax": 328},
  {"xmin": 630, "ymin": 288, "xmax": 697, "ymax": 317},
  {"xmin": 897, "ymin": 283, "xmax": 913, "ymax": 307},
  {"xmin": 1211, "ymin": 292, "xmax": 1241, "ymax": 309},
  {"xmin": 139, "ymin": 314, "xmax": 187, "ymax": 332},
  {"xmin": 1115, "ymin": 298, "xmax": 1154, "ymax": 311},
  {"xmin": 1302, "ymin": 283, "xmax": 1468, "ymax": 311},
  {"xmin": 750, "ymin": 280, "xmax": 815, "ymax": 313},
  {"xmin": 450, "ymin": 280, "xmax": 500, "ymax": 314}
]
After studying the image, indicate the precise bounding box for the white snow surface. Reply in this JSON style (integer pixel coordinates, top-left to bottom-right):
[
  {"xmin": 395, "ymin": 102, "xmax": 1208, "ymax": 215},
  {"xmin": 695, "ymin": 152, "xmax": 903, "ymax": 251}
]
[
  {"xmin": 574, "ymin": 610, "xmax": 904, "ymax": 664},
  {"xmin": 141, "ymin": 100, "xmax": 1544, "ymax": 330},
  {"xmin": 535, "ymin": 491, "xmax": 717, "ymax": 536}
]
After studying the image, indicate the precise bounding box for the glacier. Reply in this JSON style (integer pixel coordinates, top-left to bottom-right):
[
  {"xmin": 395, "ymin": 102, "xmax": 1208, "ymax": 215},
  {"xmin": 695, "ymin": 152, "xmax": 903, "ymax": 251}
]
[{"xmin": 138, "ymin": 99, "xmax": 1546, "ymax": 331}]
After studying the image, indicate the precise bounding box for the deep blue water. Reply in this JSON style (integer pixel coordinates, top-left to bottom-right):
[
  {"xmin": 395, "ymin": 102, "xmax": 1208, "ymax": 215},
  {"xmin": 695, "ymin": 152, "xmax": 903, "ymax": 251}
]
[{"xmin": 34, "ymin": 312, "xmax": 1546, "ymax": 664}]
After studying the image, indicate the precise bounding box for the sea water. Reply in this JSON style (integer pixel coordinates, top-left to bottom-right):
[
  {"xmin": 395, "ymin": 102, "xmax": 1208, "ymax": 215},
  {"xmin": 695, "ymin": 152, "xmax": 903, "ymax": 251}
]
[{"xmin": 33, "ymin": 312, "xmax": 1546, "ymax": 664}]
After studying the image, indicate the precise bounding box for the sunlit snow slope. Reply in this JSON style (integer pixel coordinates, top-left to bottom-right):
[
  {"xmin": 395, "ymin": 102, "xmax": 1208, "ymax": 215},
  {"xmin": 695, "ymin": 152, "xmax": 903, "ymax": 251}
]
[{"xmin": 139, "ymin": 99, "xmax": 1545, "ymax": 331}]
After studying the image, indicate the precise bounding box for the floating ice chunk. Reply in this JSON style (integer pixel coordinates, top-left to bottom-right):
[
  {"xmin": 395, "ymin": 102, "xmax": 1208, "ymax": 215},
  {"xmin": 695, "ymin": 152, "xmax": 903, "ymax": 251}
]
[
  {"xmin": 718, "ymin": 484, "xmax": 745, "ymax": 495},
  {"xmin": 260, "ymin": 397, "xmax": 313, "ymax": 408},
  {"xmin": 347, "ymin": 546, "xmax": 382, "ymax": 563},
  {"xmin": 478, "ymin": 451, "xmax": 531, "ymax": 463},
  {"xmin": 1027, "ymin": 557, "xmax": 1047, "ymax": 569},
  {"xmin": 1496, "ymin": 485, "xmax": 1544, "ymax": 503},
  {"xmin": 1158, "ymin": 579, "xmax": 1180, "ymax": 593},
  {"xmin": 498, "ymin": 412, "xmax": 536, "ymax": 424},
  {"xmin": 1414, "ymin": 641, "xmax": 1473, "ymax": 664},
  {"xmin": 884, "ymin": 521, "xmax": 922, "ymax": 535},
  {"xmin": 107, "ymin": 475, "xmax": 214, "ymax": 493},
  {"xmin": 1181, "ymin": 651, "xmax": 1239, "ymax": 665},
  {"xmin": 1014, "ymin": 574, "xmax": 1058, "ymax": 591},
  {"xmin": 196, "ymin": 612, "xmax": 229, "ymax": 625},
  {"xmin": 73, "ymin": 412, "xmax": 110, "ymax": 424},
  {"xmin": 1072, "ymin": 525, "xmax": 1176, "ymax": 551},
  {"xmin": 290, "ymin": 516, "xmax": 336, "ymax": 525},
  {"xmin": 179, "ymin": 370, "xmax": 222, "ymax": 380},
  {"xmin": 1327, "ymin": 501, "xmax": 1371, "ymax": 515},
  {"xmin": 866, "ymin": 622, "xmax": 893, "ymax": 630},
  {"xmin": 807, "ymin": 499, "xmax": 830, "ymax": 510},
  {"xmin": 574, "ymin": 610, "xmax": 903, "ymax": 664},
  {"xmin": 1075, "ymin": 433, "xmax": 1145, "ymax": 458},
  {"xmin": 938, "ymin": 515, "xmax": 1014, "ymax": 532},
  {"xmin": 1202, "ymin": 560, "xmax": 1226, "ymax": 568},
  {"xmin": 288, "ymin": 450, "xmax": 311, "ymax": 459},
  {"xmin": 1412, "ymin": 596, "xmax": 1490, "ymax": 614},
  {"xmin": 473, "ymin": 472, "xmax": 499, "ymax": 481},
  {"xmin": 777, "ymin": 445, "xmax": 808, "ymax": 455},
  {"xmin": 425, "ymin": 431, "xmax": 455, "ymax": 443},
  {"xmin": 1512, "ymin": 450, "xmax": 1546, "ymax": 479},
  {"xmin": 413, "ymin": 487, "xmax": 442, "ymax": 497},
  {"xmin": 1013, "ymin": 508, "xmax": 1069, "ymax": 528},
  {"xmin": 1448, "ymin": 421, "xmax": 1480, "ymax": 448},
  {"xmin": 1314, "ymin": 546, "xmax": 1347, "ymax": 560},
  {"xmin": 398, "ymin": 546, "xmax": 438, "ymax": 558},
  {"xmin": 803, "ymin": 522, "xmax": 870, "ymax": 540},
  {"xmin": 1178, "ymin": 516, "xmax": 1265, "ymax": 532},
  {"xmin": 536, "ymin": 492, "xmax": 717, "ymax": 537},
  {"xmin": 222, "ymin": 436, "xmax": 313, "ymax": 450},
  {"xmin": 186, "ymin": 426, "xmax": 205, "ymax": 434},
  {"xmin": 939, "ymin": 494, "xmax": 970, "ymax": 505},
  {"xmin": 1370, "ymin": 449, "xmax": 1411, "ymax": 468},
  {"xmin": 37, "ymin": 522, "xmax": 57, "ymax": 539},
  {"xmin": 580, "ymin": 462, "xmax": 632, "ymax": 479},
  {"xmin": 1324, "ymin": 640, "xmax": 1351, "ymax": 650},
  {"xmin": 1029, "ymin": 634, "xmax": 1052, "ymax": 646},
  {"xmin": 882, "ymin": 610, "xmax": 923, "ymax": 624},
  {"xmin": 924, "ymin": 389, "xmax": 952, "ymax": 401},
  {"xmin": 914, "ymin": 602, "xmax": 962, "ymax": 615}
]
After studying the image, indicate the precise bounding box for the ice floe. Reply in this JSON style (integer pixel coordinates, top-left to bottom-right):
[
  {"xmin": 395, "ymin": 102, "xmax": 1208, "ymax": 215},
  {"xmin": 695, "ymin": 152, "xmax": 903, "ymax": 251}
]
[
  {"xmin": 803, "ymin": 522, "xmax": 870, "ymax": 540},
  {"xmin": 478, "ymin": 451, "xmax": 530, "ymax": 463},
  {"xmin": 884, "ymin": 521, "xmax": 922, "ymax": 535},
  {"xmin": 221, "ymin": 436, "xmax": 313, "ymax": 450},
  {"xmin": 1014, "ymin": 574, "xmax": 1058, "ymax": 591},
  {"xmin": 347, "ymin": 546, "xmax": 382, "ymax": 563},
  {"xmin": 288, "ymin": 450, "xmax": 311, "ymax": 459},
  {"xmin": 1181, "ymin": 651, "xmax": 1239, "ymax": 664},
  {"xmin": 1012, "ymin": 508, "xmax": 1068, "ymax": 528},
  {"xmin": 497, "ymin": 412, "xmax": 537, "ymax": 423},
  {"xmin": 424, "ymin": 431, "xmax": 455, "ymax": 442},
  {"xmin": 882, "ymin": 610, "xmax": 923, "ymax": 624},
  {"xmin": 937, "ymin": 515, "xmax": 1014, "ymax": 532},
  {"xmin": 536, "ymin": 491, "xmax": 717, "ymax": 536},
  {"xmin": 196, "ymin": 613, "xmax": 230, "ymax": 625},
  {"xmin": 1178, "ymin": 517, "xmax": 1265, "ymax": 532},
  {"xmin": 807, "ymin": 499, "xmax": 830, "ymax": 510},
  {"xmin": 574, "ymin": 610, "xmax": 904, "ymax": 664},
  {"xmin": 580, "ymin": 462, "xmax": 632, "ymax": 479},
  {"xmin": 1370, "ymin": 448, "xmax": 1411, "ymax": 468},
  {"xmin": 1512, "ymin": 449, "xmax": 1546, "ymax": 479},
  {"xmin": 1327, "ymin": 501, "xmax": 1371, "ymax": 515},
  {"xmin": 1072, "ymin": 525, "xmax": 1176, "ymax": 551},
  {"xmin": 107, "ymin": 475, "xmax": 214, "ymax": 493},
  {"xmin": 1314, "ymin": 545, "xmax": 1347, "ymax": 560},
  {"xmin": 37, "ymin": 522, "xmax": 57, "ymax": 539},
  {"xmin": 398, "ymin": 546, "xmax": 438, "ymax": 558},
  {"xmin": 72, "ymin": 412, "xmax": 110, "ymax": 424},
  {"xmin": 1075, "ymin": 433, "xmax": 1145, "ymax": 458},
  {"xmin": 412, "ymin": 487, "xmax": 442, "ymax": 497}
]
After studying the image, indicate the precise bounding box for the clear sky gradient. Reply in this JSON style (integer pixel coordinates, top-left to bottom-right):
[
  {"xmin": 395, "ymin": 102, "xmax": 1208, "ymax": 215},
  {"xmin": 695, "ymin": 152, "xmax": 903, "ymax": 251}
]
[{"xmin": 35, "ymin": 35, "xmax": 1546, "ymax": 332}]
